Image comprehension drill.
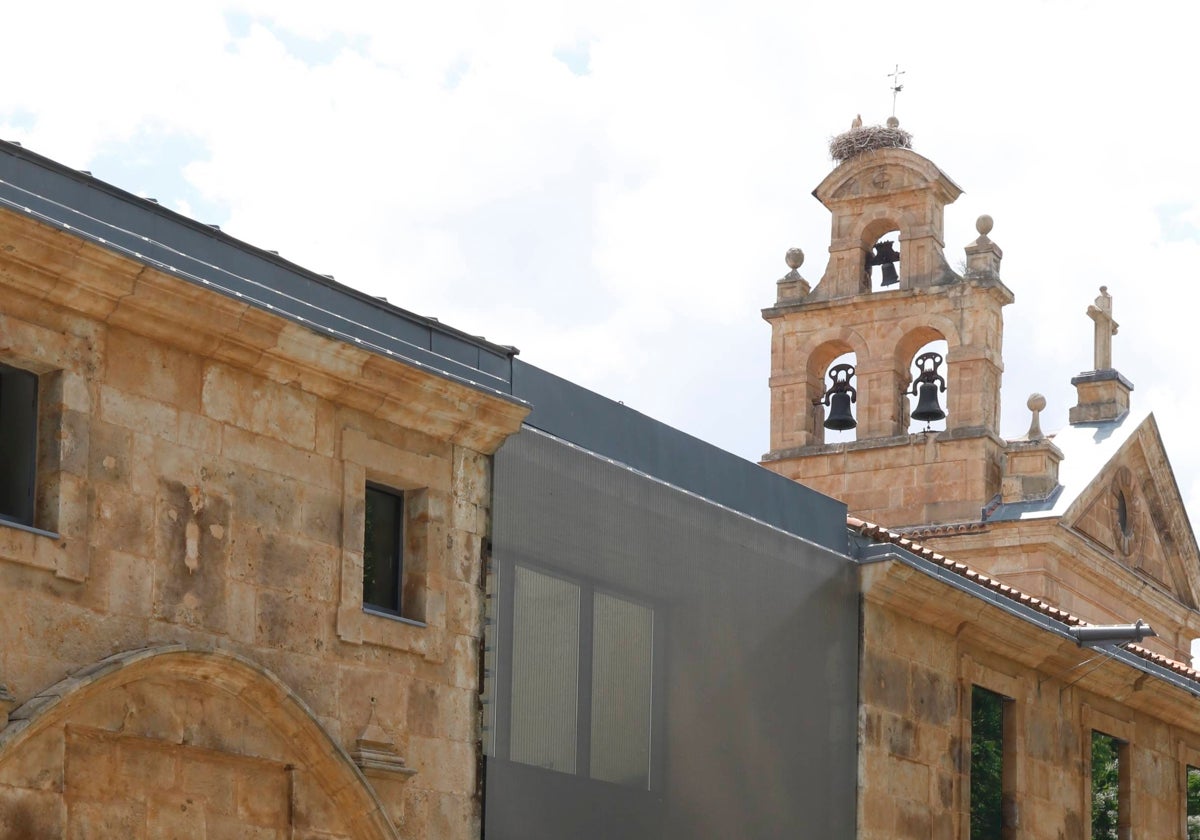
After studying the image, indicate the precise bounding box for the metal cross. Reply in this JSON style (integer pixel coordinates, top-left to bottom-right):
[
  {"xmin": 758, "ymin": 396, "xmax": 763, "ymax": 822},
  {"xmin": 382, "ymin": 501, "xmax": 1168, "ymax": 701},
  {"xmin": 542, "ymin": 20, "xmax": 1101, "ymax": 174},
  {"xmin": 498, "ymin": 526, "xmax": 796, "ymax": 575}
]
[{"xmin": 888, "ymin": 64, "xmax": 906, "ymax": 116}]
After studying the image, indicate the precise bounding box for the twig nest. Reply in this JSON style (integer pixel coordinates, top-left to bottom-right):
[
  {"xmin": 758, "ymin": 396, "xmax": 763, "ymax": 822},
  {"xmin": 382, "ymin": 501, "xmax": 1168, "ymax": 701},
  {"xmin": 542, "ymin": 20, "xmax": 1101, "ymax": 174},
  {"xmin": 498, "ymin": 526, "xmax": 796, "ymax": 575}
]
[{"xmin": 829, "ymin": 124, "xmax": 913, "ymax": 163}]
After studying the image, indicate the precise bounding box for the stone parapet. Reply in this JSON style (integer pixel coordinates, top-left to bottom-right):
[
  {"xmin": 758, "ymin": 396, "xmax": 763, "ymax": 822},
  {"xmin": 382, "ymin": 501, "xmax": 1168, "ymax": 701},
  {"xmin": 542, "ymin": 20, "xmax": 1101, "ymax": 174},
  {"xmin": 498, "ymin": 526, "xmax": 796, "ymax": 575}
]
[{"xmin": 1001, "ymin": 439, "xmax": 1063, "ymax": 503}]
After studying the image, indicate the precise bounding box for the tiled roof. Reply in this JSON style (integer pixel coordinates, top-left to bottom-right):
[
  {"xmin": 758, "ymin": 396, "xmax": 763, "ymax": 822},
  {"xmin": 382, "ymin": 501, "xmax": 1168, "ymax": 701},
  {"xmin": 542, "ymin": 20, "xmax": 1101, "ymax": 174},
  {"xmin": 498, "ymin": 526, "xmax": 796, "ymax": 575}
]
[
  {"xmin": 1125, "ymin": 643, "xmax": 1200, "ymax": 683},
  {"xmin": 848, "ymin": 516, "xmax": 1200, "ymax": 686},
  {"xmin": 892, "ymin": 521, "xmax": 990, "ymax": 538}
]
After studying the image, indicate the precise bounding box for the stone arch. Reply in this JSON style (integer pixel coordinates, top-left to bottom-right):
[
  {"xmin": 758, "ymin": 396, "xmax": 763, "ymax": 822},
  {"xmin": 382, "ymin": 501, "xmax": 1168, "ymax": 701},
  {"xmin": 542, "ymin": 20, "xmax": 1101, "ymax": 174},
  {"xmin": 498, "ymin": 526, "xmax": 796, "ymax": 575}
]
[
  {"xmin": 804, "ymin": 329, "xmax": 866, "ymax": 443},
  {"xmin": 810, "ymin": 148, "xmax": 962, "ymax": 297},
  {"xmin": 0, "ymin": 645, "xmax": 399, "ymax": 839},
  {"xmin": 888, "ymin": 320, "xmax": 954, "ymax": 435},
  {"xmin": 830, "ymin": 210, "xmax": 921, "ymax": 294}
]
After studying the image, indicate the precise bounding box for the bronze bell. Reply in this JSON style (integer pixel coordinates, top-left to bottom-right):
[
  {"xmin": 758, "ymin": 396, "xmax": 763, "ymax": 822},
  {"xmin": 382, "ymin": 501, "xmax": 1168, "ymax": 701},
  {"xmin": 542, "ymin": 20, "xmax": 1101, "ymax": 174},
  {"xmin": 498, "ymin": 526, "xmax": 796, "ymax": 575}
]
[
  {"xmin": 822, "ymin": 362, "xmax": 858, "ymax": 431},
  {"xmin": 869, "ymin": 240, "xmax": 900, "ymax": 286},
  {"xmin": 911, "ymin": 382, "xmax": 946, "ymax": 422},
  {"xmin": 879, "ymin": 261, "xmax": 899, "ymax": 286},
  {"xmin": 909, "ymin": 351, "xmax": 947, "ymax": 424}
]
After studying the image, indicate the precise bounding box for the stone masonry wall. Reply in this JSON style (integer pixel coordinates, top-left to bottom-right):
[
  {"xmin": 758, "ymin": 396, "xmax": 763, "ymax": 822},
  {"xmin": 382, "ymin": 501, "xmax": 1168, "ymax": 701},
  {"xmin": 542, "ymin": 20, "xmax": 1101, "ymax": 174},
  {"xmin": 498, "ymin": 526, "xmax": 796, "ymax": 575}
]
[
  {"xmin": 861, "ymin": 594, "xmax": 1200, "ymax": 839},
  {"xmin": 0, "ymin": 243, "xmax": 521, "ymax": 838}
]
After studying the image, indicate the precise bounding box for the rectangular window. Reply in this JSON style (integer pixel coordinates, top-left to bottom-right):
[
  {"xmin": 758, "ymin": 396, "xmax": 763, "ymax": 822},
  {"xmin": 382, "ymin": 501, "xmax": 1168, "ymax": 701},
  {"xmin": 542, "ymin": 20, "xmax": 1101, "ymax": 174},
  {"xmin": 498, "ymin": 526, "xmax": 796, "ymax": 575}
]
[
  {"xmin": 362, "ymin": 484, "xmax": 404, "ymax": 615},
  {"xmin": 0, "ymin": 362, "xmax": 38, "ymax": 527},
  {"xmin": 503, "ymin": 564, "xmax": 657, "ymax": 789},
  {"xmin": 1091, "ymin": 730, "xmax": 1128, "ymax": 840},
  {"xmin": 1188, "ymin": 765, "xmax": 1200, "ymax": 840},
  {"xmin": 970, "ymin": 685, "xmax": 1007, "ymax": 840},
  {"xmin": 509, "ymin": 566, "xmax": 580, "ymax": 773},
  {"xmin": 590, "ymin": 592, "xmax": 654, "ymax": 788}
]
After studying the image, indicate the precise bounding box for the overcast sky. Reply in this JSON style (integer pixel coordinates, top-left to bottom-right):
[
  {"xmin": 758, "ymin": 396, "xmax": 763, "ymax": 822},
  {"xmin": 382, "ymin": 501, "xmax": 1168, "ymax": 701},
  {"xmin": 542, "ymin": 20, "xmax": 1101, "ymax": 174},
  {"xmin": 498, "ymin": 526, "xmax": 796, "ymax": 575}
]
[{"xmin": 4, "ymin": 1, "xmax": 1200, "ymax": 529}]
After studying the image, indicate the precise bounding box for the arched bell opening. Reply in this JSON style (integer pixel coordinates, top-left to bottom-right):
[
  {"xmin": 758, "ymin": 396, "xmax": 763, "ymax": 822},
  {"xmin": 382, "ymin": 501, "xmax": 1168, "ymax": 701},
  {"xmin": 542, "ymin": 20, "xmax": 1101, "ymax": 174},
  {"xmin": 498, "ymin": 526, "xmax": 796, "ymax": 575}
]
[
  {"xmin": 860, "ymin": 219, "xmax": 903, "ymax": 294},
  {"xmin": 804, "ymin": 336, "xmax": 862, "ymax": 445},
  {"xmin": 818, "ymin": 351, "xmax": 859, "ymax": 443},
  {"xmin": 904, "ymin": 338, "xmax": 949, "ymax": 434}
]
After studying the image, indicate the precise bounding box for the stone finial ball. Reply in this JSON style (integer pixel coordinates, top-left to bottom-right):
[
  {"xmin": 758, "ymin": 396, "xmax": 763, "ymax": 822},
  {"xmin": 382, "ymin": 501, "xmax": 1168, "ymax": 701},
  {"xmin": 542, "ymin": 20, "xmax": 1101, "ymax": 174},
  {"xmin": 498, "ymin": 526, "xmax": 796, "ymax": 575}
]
[
  {"xmin": 976, "ymin": 214, "xmax": 994, "ymax": 236},
  {"xmin": 886, "ymin": 116, "xmax": 899, "ymax": 128},
  {"xmin": 1027, "ymin": 393, "xmax": 1046, "ymax": 412},
  {"xmin": 785, "ymin": 248, "xmax": 804, "ymax": 270}
]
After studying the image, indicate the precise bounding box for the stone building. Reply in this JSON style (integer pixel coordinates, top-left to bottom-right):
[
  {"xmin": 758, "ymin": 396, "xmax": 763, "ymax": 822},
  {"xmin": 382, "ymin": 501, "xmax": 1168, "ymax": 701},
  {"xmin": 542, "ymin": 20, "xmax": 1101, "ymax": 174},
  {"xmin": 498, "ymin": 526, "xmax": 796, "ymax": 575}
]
[
  {"xmin": 763, "ymin": 123, "xmax": 1200, "ymax": 837},
  {"xmin": 7, "ymin": 118, "xmax": 1200, "ymax": 840},
  {"xmin": 0, "ymin": 140, "xmax": 861, "ymax": 839},
  {"xmin": 0, "ymin": 140, "xmax": 529, "ymax": 838}
]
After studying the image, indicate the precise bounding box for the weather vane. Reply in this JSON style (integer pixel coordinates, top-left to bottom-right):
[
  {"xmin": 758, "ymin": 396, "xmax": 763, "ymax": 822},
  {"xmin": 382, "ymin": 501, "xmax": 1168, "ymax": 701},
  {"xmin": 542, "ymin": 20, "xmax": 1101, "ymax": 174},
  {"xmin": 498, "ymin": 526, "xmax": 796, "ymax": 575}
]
[{"xmin": 888, "ymin": 64, "xmax": 905, "ymax": 117}]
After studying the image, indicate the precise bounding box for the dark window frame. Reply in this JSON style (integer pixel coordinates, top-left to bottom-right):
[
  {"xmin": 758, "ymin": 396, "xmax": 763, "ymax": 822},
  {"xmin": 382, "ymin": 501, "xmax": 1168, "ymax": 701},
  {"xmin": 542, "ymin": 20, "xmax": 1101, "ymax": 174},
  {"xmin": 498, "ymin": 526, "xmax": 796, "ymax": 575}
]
[
  {"xmin": 0, "ymin": 361, "xmax": 39, "ymax": 529},
  {"xmin": 1186, "ymin": 764, "xmax": 1200, "ymax": 840},
  {"xmin": 1091, "ymin": 729, "xmax": 1130, "ymax": 840},
  {"xmin": 362, "ymin": 482, "xmax": 405, "ymax": 617},
  {"xmin": 970, "ymin": 684, "xmax": 1015, "ymax": 840}
]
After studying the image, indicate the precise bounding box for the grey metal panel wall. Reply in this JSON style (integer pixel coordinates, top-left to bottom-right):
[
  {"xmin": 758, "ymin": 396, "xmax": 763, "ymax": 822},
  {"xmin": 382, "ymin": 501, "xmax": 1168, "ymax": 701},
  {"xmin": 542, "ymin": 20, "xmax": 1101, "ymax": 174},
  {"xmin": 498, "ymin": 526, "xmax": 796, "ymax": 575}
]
[
  {"xmin": 512, "ymin": 359, "xmax": 848, "ymax": 553},
  {"xmin": 486, "ymin": 428, "xmax": 858, "ymax": 839}
]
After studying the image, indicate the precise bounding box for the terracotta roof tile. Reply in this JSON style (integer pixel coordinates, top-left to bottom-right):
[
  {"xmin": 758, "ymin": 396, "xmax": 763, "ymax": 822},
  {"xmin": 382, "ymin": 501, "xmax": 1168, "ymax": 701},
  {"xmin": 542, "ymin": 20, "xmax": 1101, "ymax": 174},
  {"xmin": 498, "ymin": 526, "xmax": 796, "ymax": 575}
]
[{"xmin": 848, "ymin": 515, "xmax": 1200, "ymax": 686}]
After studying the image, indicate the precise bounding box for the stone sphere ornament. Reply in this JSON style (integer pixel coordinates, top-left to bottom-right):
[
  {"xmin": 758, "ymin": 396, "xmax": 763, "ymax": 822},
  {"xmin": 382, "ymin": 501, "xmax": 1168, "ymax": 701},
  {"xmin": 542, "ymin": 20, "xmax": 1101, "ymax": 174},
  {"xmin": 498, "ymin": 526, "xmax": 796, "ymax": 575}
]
[
  {"xmin": 976, "ymin": 214, "xmax": 994, "ymax": 237},
  {"xmin": 785, "ymin": 248, "xmax": 805, "ymax": 270}
]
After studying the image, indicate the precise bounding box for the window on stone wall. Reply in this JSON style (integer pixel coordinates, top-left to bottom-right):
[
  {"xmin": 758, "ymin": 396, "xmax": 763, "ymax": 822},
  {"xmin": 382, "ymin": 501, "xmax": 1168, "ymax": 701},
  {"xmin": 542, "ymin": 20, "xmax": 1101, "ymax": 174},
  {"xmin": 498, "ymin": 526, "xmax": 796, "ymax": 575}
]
[
  {"xmin": 0, "ymin": 361, "xmax": 38, "ymax": 527},
  {"xmin": 506, "ymin": 565, "xmax": 657, "ymax": 789},
  {"xmin": 1091, "ymin": 730, "xmax": 1128, "ymax": 840},
  {"xmin": 362, "ymin": 484, "xmax": 404, "ymax": 615},
  {"xmin": 970, "ymin": 685, "xmax": 1013, "ymax": 840},
  {"xmin": 1187, "ymin": 765, "xmax": 1200, "ymax": 840}
]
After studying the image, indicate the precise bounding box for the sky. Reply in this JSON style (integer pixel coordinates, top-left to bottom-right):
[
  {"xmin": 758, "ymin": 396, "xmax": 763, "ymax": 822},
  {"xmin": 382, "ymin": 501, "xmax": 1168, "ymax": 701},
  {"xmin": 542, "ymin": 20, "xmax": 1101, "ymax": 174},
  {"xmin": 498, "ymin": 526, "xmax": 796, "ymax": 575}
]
[{"xmin": 4, "ymin": 1, "xmax": 1200, "ymax": 529}]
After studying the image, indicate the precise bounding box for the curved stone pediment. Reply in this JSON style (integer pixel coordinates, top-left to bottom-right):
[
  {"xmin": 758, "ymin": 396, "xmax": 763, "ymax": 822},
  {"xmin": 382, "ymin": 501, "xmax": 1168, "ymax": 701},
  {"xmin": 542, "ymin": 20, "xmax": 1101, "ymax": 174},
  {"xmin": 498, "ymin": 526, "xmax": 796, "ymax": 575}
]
[{"xmin": 813, "ymin": 147, "xmax": 963, "ymax": 209}]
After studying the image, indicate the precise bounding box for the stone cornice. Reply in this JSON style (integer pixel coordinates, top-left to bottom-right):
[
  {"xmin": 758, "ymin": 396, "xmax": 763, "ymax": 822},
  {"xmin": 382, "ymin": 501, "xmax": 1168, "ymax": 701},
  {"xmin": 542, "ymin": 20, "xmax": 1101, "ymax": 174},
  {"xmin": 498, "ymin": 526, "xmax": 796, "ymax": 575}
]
[
  {"xmin": 0, "ymin": 208, "xmax": 529, "ymax": 453},
  {"xmin": 861, "ymin": 557, "xmax": 1200, "ymax": 722}
]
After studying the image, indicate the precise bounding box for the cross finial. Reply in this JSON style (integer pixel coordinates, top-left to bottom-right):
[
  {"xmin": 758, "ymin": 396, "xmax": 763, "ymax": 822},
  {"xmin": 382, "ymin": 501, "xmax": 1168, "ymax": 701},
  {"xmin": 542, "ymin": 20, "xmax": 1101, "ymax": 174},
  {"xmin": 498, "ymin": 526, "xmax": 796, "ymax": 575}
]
[
  {"xmin": 888, "ymin": 64, "xmax": 906, "ymax": 117},
  {"xmin": 1087, "ymin": 286, "xmax": 1119, "ymax": 370}
]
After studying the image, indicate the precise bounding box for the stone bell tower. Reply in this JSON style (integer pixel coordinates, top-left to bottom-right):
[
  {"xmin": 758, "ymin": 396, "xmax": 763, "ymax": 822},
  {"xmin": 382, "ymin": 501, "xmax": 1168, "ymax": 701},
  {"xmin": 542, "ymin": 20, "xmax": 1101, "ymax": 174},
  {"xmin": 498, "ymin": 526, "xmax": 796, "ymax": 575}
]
[{"xmin": 762, "ymin": 122, "xmax": 1014, "ymax": 526}]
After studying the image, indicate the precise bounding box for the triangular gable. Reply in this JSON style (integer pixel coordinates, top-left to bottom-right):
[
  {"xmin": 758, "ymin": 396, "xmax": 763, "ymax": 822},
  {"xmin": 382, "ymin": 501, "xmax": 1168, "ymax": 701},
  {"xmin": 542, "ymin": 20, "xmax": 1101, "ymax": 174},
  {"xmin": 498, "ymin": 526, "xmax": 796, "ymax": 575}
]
[{"xmin": 1060, "ymin": 414, "xmax": 1200, "ymax": 609}]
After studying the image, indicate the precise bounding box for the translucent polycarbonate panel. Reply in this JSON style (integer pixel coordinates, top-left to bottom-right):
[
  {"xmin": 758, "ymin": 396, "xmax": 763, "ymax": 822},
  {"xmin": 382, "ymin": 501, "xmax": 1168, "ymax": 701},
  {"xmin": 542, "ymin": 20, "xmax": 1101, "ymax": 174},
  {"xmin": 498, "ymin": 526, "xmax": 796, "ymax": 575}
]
[
  {"xmin": 509, "ymin": 566, "xmax": 580, "ymax": 774},
  {"xmin": 590, "ymin": 592, "xmax": 653, "ymax": 788}
]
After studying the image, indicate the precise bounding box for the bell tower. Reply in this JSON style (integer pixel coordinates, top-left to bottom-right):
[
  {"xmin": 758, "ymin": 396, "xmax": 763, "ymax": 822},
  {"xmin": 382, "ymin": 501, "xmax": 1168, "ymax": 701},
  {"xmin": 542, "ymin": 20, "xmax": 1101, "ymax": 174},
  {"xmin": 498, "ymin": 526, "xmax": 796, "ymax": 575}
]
[{"xmin": 762, "ymin": 122, "xmax": 1014, "ymax": 526}]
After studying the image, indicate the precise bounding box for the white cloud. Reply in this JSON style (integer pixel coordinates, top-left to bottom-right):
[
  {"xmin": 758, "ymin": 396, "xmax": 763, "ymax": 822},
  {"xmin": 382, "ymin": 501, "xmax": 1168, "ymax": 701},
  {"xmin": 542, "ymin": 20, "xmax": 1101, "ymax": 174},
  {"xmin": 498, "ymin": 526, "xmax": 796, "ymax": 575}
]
[{"xmin": 4, "ymin": 0, "xmax": 1200, "ymax": 537}]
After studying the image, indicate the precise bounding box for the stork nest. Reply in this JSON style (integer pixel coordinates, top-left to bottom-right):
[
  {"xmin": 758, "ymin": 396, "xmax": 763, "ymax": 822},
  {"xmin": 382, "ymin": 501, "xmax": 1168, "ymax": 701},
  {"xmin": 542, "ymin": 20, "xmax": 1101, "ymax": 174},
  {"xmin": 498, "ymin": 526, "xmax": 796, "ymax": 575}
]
[{"xmin": 828, "ymin": 125, "xmax": 913, "ymax": 163}]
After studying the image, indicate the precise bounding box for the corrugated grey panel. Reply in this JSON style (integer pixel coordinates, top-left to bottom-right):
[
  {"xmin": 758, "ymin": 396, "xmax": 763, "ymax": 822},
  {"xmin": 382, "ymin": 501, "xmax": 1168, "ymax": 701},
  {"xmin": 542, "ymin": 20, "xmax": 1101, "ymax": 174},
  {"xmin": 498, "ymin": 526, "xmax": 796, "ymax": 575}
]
[
  {"xmin": 485, "ymin": 428, "xmax": 859, "ymax": 840},
  {"xmin": 512, "ymin": 360, "xmax": 849, "ymax": 553}
]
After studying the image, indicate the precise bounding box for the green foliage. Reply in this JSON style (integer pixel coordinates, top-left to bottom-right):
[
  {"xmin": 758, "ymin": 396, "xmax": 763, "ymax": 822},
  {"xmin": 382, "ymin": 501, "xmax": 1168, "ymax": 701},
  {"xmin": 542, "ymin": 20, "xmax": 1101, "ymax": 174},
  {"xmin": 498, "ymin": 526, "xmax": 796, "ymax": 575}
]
[
  {"xmin": 1187, "ymin": 766, "xmax": 1200, "ymax": 840},
  {"xmin": 970, "ymin": 686, "xmax": 1004, "ymax": 840},
  {"xmin": 1091, "ymin": 732, "xmax": 1120, "ymax": 840}
]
